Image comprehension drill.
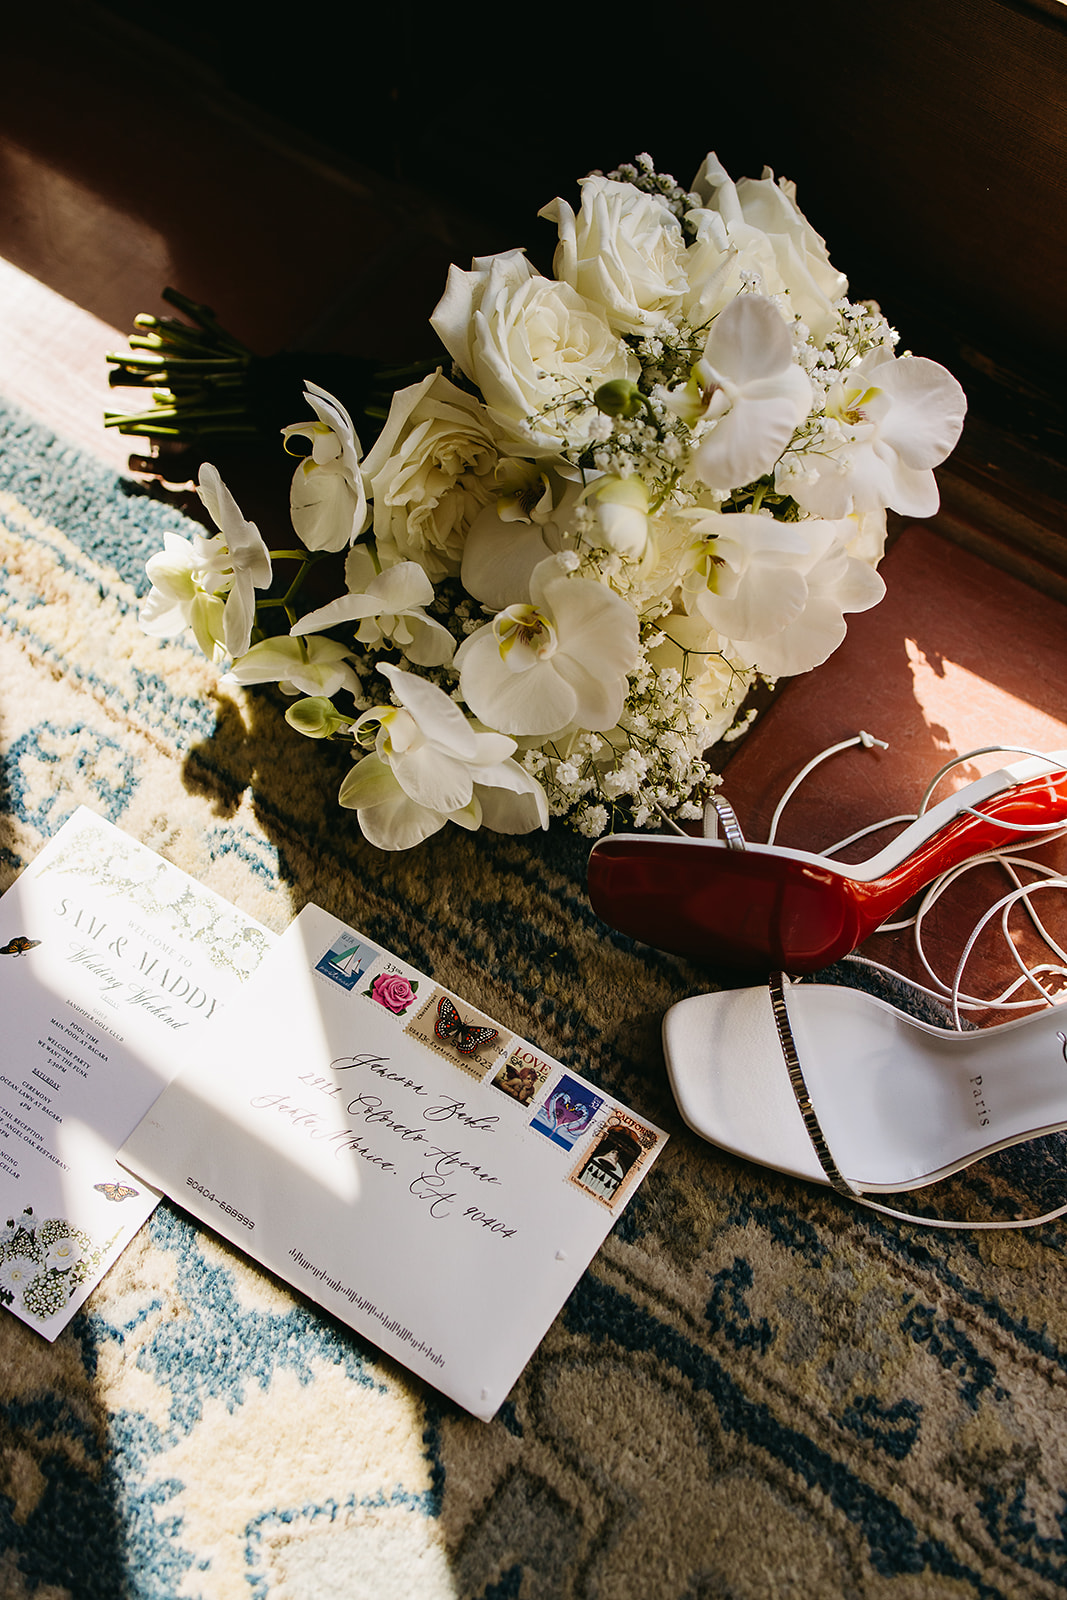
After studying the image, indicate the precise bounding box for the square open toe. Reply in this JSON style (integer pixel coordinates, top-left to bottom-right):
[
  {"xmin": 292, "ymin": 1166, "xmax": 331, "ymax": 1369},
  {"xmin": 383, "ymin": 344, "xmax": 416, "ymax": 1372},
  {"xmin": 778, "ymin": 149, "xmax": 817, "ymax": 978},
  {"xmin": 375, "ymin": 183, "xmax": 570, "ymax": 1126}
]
[{"xmin": 662, "ymin": 978, "xmax": 1067, "ymax": 1228}]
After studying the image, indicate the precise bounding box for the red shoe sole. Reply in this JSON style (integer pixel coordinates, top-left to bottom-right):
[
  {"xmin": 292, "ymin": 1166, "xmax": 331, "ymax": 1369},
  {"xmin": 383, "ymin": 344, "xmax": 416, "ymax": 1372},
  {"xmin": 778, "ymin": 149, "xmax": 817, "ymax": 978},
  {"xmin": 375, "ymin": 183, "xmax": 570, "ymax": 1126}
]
[{"xmin": 587, "ymin": 768, "xmax": 1067, "ymax": 972}]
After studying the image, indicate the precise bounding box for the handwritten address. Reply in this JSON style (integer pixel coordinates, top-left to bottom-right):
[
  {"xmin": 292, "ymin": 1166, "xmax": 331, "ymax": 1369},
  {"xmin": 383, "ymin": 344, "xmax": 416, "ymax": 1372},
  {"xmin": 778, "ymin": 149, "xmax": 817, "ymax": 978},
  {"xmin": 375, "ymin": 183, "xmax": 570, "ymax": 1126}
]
[{"xmin": 248, "ymin": 1056, "xmax": 517, "ymax": 1237}]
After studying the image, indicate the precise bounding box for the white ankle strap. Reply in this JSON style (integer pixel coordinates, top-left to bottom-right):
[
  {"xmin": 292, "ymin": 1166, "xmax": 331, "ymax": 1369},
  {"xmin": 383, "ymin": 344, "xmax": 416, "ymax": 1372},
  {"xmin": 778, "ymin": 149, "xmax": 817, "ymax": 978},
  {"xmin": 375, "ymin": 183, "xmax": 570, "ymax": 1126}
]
[{"xmin": 766, "ymin": 732, "xmax": 889, "ymax": 845}]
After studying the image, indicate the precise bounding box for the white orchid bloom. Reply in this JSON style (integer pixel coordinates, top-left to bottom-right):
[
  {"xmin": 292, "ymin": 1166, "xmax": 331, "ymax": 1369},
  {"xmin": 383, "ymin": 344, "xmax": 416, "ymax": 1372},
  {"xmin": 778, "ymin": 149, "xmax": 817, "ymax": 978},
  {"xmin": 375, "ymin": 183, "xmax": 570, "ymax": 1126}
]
[
  {"xmin": 460, "ymin": 472, "xmax": 585, "ymax": 611},
  {"xmin": 779, "ymin": 350, "xmax": 967, "ymax": 519},
  {"xmin": 341, "ymin": 663, "xmax": 549, "ymax": 849},
  {"xmin": 283, "ymin": 381, "xmax": 368, "ymax": 551},
  {"xmin": 140, "ymin": 532, "xmax": 228, "ymax": 659},
  {"xmin": 195, "ymin": 463, "xmax": 273, "ymax": 657},
  {"xmin": 493, "ymin": 459, "xmax": 555, "ymax": 524},
  {"xmin": 222, "ymin": 635, "xmax": 361, "ymax": 698},
  {"xmin": 749, "ymin": 532, "xmax": 885, "ymax": 677},
  {"xmin": 139, "ymin": 465, "xmax": 272, "ymax": 660},
  {"xmin": 290, "ymin": 547, "xmax": 455, "ymax": 668},
  {"xmin": 455, "ymin": 555, "xmax": 640, "ymax": 738},
  {"xmin": 681, "ymin": 509, "xmax": 885, "ymax": 676},
  {"xmin": 675, "ymin": 296, "xmax": 813, "ymax": 492}
]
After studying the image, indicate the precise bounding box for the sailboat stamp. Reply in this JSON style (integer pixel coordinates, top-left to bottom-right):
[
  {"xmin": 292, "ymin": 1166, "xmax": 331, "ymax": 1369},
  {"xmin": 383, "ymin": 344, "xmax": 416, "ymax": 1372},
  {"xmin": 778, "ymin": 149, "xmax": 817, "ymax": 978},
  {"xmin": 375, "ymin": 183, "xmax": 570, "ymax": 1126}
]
[{"xmin": 314, "ymin": 930, "xmax": 381, "ymax": 992}]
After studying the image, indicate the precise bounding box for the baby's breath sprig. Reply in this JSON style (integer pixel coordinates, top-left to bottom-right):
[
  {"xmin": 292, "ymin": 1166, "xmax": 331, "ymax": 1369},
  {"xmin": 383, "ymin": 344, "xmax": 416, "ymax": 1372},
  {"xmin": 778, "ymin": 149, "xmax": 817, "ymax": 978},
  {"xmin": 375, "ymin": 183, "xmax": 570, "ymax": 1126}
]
[{"xmin": 598, "ymin": 153, "xmax": 702, "ymax": 230}]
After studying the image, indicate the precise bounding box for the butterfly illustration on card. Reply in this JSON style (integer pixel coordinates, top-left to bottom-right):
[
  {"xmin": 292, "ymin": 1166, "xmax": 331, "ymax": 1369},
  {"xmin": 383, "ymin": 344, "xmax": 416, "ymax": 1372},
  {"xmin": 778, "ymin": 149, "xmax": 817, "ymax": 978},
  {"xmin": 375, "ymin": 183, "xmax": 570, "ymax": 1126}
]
[
  {"xmin": 434, "ymin": 995, "xmax": 498, "ymax": 1057},
  {"xmin": 94, "ymin": 1182, "xmax": 139, "ymax": 1202},
  {"xmin": 1, "ymin": 937, "xmax": 41, "ymax": 957}
]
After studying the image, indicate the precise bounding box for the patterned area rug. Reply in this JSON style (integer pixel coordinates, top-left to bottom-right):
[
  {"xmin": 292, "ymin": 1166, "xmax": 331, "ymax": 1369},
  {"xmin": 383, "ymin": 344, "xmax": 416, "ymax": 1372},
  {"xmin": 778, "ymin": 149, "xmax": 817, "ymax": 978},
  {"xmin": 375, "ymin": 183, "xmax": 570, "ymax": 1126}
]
[{"xmin": 2, "ymin": 398, "xmax": 1066, "ymax": 1600}]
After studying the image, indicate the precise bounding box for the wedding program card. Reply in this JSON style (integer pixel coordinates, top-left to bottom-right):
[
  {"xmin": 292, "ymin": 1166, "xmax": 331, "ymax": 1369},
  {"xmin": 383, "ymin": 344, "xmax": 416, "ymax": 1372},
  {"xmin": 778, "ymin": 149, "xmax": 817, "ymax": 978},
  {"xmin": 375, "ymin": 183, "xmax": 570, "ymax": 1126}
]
[
  {"xmin": 120, "ymin": 902, "xmax": 668, "ymax": 1420},
  {"xmin": 0, "ymin": 809, "xmax": 274, "ymax": 1337}
]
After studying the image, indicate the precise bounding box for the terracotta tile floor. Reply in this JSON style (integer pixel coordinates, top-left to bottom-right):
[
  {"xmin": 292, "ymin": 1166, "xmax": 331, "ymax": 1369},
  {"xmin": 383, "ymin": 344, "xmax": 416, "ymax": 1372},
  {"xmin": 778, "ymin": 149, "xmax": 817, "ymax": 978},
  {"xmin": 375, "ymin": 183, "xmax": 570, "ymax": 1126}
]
[
  {"xmin": 720, "ymin": 527, "xmax": 1067, "ymax": 1013},
  {"xmin": 3, "ymin": 3, "xmax": 1066, "ymax": 1019}
]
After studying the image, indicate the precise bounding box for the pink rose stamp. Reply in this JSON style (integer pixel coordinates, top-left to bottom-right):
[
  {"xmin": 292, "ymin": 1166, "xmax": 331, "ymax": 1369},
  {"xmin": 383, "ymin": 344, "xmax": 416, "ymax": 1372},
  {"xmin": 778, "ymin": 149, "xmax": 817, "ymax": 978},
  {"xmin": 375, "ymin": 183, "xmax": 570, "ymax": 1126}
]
[{"xmin": 363, "ymin": 969, "xmax": 419, "ymax": 1017}]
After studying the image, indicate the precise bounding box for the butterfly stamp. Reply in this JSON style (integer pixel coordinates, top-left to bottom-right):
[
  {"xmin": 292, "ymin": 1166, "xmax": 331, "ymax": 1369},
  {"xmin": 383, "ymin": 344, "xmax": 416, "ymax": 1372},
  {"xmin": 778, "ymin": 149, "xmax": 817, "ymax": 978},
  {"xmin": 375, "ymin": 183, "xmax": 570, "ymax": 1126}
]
[
  {"xmin": 568, "ymin": 1109, "xmax": 661, "ymax": 1210},
  {"xmin": 404, "ymin": 988, "xmax": 511, "ymax": 1079}
]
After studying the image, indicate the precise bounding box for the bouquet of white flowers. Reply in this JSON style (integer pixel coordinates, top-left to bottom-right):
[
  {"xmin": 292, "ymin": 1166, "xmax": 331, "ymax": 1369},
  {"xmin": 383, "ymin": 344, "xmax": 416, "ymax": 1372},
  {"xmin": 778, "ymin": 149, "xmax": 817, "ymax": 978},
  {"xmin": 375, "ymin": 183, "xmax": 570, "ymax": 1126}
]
[{"xmin": 136, "ymin": 152, "xmax": 966, "ymax": 850}]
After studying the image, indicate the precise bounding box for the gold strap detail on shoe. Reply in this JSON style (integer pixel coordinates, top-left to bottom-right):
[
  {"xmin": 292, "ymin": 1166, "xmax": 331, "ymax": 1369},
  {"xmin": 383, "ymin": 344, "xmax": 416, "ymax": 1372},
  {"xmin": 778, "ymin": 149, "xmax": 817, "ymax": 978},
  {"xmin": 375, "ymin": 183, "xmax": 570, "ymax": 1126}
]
[{"xmin": 768, "ymin": 972, "xmax": 856, "ymax": 1198}]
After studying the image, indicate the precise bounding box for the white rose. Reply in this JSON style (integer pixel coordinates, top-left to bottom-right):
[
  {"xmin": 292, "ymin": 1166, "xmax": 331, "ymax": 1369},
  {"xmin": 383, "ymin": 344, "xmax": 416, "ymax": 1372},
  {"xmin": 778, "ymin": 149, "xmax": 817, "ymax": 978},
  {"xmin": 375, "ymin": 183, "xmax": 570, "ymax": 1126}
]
[
  {"xmin": 361, "ymin": 372, "xmax": 499, "ymax": 580},
  {"xmin": 430, "ymin": 249, "xmax": 639, "ymax": 456},
  {"xmin": 684, "ymin": 153, "xmax": 847, "ymax": 343},
  {"xmin": 539, "ymin": 176, "xmax": 689, "ymax": 336}
]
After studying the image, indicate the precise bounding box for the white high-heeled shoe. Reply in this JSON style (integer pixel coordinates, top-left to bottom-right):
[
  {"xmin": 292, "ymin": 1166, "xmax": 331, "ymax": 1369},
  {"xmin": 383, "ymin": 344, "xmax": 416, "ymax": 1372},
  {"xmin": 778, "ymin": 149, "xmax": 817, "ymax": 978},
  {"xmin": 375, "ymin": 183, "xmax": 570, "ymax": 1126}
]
[{"xmin": 662, "ymin": 972, "xmax": 1067, "ymax": 1229}]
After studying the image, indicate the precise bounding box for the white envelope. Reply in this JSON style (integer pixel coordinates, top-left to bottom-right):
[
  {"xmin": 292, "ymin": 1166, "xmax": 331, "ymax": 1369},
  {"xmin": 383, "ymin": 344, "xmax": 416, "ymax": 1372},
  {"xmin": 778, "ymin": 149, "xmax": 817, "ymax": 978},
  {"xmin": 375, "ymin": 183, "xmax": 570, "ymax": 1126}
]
[{"xmin": 120, "ymin": 902, "xmax": 668, "ymax": 1420}]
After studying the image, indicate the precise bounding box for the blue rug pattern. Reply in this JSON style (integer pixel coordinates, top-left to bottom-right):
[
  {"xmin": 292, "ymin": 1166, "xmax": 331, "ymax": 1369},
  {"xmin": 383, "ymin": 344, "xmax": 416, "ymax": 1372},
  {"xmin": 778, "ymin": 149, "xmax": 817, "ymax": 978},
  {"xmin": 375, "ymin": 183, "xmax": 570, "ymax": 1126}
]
[{"xmin": 2, "ymin": 399, "xmax": 1067, "ymax": 1599}]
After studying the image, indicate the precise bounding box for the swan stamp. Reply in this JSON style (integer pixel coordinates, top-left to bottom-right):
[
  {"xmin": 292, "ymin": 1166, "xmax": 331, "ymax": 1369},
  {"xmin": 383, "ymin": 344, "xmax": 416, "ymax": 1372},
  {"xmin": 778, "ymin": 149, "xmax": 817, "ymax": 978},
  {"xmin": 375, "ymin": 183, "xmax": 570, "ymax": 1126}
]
[{"xmin": 530, "ymin": 1074, "xmax": 602, "ymax": 1151}]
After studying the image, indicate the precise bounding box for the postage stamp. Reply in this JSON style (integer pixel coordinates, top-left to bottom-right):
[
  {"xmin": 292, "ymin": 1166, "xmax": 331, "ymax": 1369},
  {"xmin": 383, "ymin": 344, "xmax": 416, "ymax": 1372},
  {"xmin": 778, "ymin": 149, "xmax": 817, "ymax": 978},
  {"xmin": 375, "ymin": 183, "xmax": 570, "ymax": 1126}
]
[
  {"xmin": 489, "ymin": 1043, "xmax": 554, "ymax": 1108},
  {"xmin": 529, "ymin": 1073, "xmax": 603, "ymax": 1151},
  {"xmin": 360, "ymin": 959, "xmax": 422, "ymax": 1019},
  {"xmin": 404, "ymin": 986, "xmax": 512, "ymax": 1079},
  {"xmin": 314, "ymin": 930, "xmax": 382, "ymax": 992},
  {"xmin": 568, "ymin": 1109, "xmax": 661, "ymax": 1209}
]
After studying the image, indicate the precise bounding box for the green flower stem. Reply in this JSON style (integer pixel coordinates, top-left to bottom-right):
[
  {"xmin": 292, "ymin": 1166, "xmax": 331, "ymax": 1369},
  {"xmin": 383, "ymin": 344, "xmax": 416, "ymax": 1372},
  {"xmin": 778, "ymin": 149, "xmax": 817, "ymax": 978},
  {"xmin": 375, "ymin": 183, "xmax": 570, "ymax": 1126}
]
[
  {"xmin": 106, "ymin": 352, "xmax": 246, "ymax": 371},
  {"xmin": 648, "ymin": 468, "xmax": 681, "ymax": 514},
  {"xmin": 105, "ymin": 419, "xmax": 254, "ymax": 438},
  {"xmin": 105, "ymin": 403, "xmax": 250, "ymax": 423},
  {"xmin": 160, "ymin": 287, "xmax": 254, "ymax": 355},
  {"xmin": 254, "ymin": 550, "xmax": 330, "ymax": 627},
  {"xmin": 106, "ymin": 285, "xmax": 435, "ymax": 444}
]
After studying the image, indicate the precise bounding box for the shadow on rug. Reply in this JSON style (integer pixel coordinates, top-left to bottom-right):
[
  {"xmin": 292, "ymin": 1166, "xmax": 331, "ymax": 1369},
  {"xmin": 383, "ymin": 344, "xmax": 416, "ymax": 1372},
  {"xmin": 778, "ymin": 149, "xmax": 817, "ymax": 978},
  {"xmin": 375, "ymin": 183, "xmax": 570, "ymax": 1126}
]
[{"xmin": 2, "ymin": 398, "xmax": 1067, "ymax": 1600}]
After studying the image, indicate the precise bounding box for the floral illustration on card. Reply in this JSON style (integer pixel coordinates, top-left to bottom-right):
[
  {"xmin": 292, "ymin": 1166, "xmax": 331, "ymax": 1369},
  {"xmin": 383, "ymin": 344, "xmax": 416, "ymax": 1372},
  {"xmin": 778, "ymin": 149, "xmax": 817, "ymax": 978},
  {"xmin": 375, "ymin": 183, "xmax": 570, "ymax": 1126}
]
[
  {"xmin": 0, "ymin": 1205, "xmax": 112, "ymax": 1324},
  {"xmin": 39, "ymin": 820, "xmax": 272, "ymax": 982}
]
